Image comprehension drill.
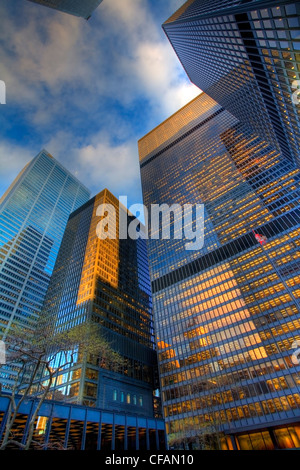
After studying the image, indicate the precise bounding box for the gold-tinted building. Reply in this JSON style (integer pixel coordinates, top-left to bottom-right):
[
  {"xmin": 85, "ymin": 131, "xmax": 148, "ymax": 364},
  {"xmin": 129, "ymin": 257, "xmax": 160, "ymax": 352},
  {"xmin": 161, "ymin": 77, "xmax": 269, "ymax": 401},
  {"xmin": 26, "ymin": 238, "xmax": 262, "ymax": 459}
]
[
  {"xmin": 41, "ymin": 189, "xmax": 160, "ymax": 418},
  {"xmin": 139, "ymin": 93, "xmax": 300, "ymax": 450}
]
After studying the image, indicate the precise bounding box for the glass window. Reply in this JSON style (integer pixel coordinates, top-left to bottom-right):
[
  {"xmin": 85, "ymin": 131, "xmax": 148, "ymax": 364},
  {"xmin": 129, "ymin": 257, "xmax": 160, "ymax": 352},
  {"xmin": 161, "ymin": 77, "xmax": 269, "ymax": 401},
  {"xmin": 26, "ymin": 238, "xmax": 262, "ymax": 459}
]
[
  {"xmin": 263, "ymin": 20, "xmax": 272, "ymax": 28},
  {"xmin": 272, "ymin": 6, "xmax": 282, "ymax": 17},
  {"xmin": 289, "ymin": 18, "xmax": 300, "ymax": 28},
  {"xmin": 275, "ymin": 19, "xmax": 284, "ymax": 28},
  {"xmin": 280, "ymin": 41, "xmax": 289, "ymax": 49},
  {"xmin": 29, "ymin": 416, "xmax": 49, "ymax": 450},
  {"xmin": 278, "ymin": 31, "xmax": 287, "ymax": 39},
  {"xmin": 237, "ymin": 433, "xmax": 253, "ymax": 450},
  {"xmin": 274, "ymin": 428, "xmax": 296, "ymax": 448},
  {"xmin": 291, "ymin": 31, "xmax": 300, "ymax": 39},
  {"xmin": 260, "ymin": 9, "xmax": 269, "ymax": 18},
  {"xmin": 285, "ymin": 4, "xmax": 297, "ymax": 16}
]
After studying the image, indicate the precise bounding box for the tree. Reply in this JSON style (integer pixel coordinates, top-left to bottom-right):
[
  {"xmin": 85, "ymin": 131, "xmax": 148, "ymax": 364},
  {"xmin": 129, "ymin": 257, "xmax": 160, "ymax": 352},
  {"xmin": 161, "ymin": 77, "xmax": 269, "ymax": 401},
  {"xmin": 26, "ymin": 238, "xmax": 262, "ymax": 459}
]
[{"xmin": 0, "ymin": 321, "xmax": 123, "ymax": 450}]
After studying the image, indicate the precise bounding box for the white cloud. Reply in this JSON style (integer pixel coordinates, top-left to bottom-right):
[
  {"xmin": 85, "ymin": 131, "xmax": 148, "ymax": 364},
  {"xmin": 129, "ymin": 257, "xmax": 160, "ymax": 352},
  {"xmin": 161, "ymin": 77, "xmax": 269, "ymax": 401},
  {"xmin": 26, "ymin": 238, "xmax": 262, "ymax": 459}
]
[
  {"xmin": 0, "ymin": 142, "xmax": 33, "ymax": 197},
  {"xmin": 132, "ymin": 41, "xmax": 200, "ymax": 118},
  {"xmin": 0, "ymin": 0, "xmax": 202, "ymax": 207},
  {"xmin": 1, "ymin": 0, "xmax": 200, "ymax": 121},
  {"xmin": 42, "ymin": 129, "xmax": 143, "ymax": 204}
]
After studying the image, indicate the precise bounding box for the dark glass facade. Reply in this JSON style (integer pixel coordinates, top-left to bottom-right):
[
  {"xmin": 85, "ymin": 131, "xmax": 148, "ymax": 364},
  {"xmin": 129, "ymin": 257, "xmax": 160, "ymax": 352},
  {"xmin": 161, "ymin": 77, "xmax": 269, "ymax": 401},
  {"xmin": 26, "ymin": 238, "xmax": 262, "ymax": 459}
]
[
  {"xmin": 41, "ymin": 189, "xmax": 160, "ymax": 418},
  {"xmin": 0, "ymin": 150, "xmax": 90, "ymax": 389},
  {"xmin": 0, "ymin": 394, "xmax": 166, "ymax": 450},
  {"xmin": 163, "ymin": 0, "xmax": 300, "ymax": 168},
  {"xmin": 139, "ymin": 93, "xmax": 300, "ymax": 449},
  {"xmin": 26, "ymin": 0, "xmax": 103, "ymax": 19}
]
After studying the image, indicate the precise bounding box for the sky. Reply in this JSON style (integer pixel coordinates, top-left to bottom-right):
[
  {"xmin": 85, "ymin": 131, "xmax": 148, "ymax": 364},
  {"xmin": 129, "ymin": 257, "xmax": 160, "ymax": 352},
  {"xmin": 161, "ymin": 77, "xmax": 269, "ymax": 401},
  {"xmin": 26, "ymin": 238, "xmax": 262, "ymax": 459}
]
[{"xmin": 0, "ymin": 0, "xmax": 201, "ymax": 209}]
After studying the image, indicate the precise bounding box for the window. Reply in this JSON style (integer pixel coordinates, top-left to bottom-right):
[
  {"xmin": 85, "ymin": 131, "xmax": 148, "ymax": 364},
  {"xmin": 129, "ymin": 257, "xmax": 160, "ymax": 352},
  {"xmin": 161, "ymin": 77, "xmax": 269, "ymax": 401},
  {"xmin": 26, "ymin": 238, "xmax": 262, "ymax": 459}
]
[{"xmin": 285, "ymin": 4, "xmax": 297, "ymax": 16}]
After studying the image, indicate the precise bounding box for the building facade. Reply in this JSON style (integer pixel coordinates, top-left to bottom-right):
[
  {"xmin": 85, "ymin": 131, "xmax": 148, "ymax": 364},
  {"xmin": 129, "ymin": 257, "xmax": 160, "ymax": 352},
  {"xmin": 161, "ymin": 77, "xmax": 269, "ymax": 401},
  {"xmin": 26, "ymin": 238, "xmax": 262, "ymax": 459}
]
[
  {"xmin": 0, "ymin": 150, "xmax": 90, "ymax": 387},
  {"xmin": 163, "ymin": 0, "xmax": 300, "ymax": 168},
  {"xmin": 26, "ymin": 0, "xmax": 103, "ymax": 19},
  {"xmin": 0, "ymin": 394, "xmax": 166, "ymax": 450},
  {"xmin": 40, "ymin": 189, "xmax": 160, "ymax": 418},
  {"xmin": 139, "ymin": 93, "xmax": 300, "ymax": 450}
]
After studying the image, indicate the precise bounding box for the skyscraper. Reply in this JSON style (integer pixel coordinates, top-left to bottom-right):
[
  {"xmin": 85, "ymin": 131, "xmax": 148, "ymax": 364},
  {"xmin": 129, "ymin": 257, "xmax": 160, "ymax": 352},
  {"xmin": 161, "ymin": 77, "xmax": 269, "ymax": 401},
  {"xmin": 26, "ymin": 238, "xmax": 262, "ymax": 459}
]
[
  {"xmin": 139, "ymin": 93, "xmax": 300, "ymax": 450},
  {"xmin": 25, "ymin": 0, "xmax": 103, "ymax": 19},
  {"xmin": 163, "ymin": 0, "xmax": 300, "ymax": 168},
  {"xmin": 0, "ymin": 149, "xmax": 90, "ymax": 346},
  {"xmin": 40, "ymin": 189, "xmax": 160, "ymax": 418}
]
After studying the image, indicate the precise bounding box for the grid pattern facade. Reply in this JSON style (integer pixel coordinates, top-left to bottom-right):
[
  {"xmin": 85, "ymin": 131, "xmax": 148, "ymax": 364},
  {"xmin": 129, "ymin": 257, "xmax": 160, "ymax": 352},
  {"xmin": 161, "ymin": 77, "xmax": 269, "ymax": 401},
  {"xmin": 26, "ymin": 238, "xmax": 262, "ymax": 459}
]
[
  {"xmin": 138, "ymin": 93, "xmax": 300, "ymax": 449},
  {"xmin": 0, "ymin": 150, "xmax": 90, "ymax": 338},
  {"xmin": 41, "ymin": 189, "xmax": 160, "ymax": 417},
  {"xmin": 163, "ymin": 0, "xmax": 300, "ymax": 168},
  {"xmin": 26, "ymin": 0, "xmax": 103, "ymax": 19}
]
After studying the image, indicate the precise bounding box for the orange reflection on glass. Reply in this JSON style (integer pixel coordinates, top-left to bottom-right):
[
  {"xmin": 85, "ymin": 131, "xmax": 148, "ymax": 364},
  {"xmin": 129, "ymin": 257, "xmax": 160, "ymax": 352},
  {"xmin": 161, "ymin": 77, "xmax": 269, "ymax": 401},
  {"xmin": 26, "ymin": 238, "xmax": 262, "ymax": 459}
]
[{"xmin": 77, "ymin": 190, "xmax": 120, "ymax": 305}]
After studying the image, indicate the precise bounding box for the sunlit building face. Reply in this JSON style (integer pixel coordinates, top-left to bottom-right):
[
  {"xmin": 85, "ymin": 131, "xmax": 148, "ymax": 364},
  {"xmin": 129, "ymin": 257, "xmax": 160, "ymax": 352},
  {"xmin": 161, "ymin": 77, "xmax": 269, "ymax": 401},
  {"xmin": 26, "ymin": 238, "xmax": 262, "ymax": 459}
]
[
  {"xmin": 163, "ymin": 0, "xmax": 300, "ymax": 169},
  {"xmin": 139, "ymin": 93, "xmax": 300, "ymax": 450},
  {"xmin": 41, "ymin": 189, "xmax": 160, "ymax": 418}
]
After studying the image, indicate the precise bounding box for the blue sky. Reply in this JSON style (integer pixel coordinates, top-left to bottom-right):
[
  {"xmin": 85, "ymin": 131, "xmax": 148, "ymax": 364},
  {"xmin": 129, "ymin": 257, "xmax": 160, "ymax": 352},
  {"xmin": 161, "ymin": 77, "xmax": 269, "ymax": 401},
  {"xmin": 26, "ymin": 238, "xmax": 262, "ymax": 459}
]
[{"xmin": 0, "ymin": 0, "xmax": 200, "ymax": 208}]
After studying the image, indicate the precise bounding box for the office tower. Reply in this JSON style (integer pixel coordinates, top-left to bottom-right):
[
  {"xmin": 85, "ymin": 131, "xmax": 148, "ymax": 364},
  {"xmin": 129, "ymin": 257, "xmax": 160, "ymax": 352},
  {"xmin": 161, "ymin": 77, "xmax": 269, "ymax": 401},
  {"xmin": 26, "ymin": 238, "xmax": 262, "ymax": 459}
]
[
  {"xmin": 138, "ymin": 93, "xmax": 300, "ymax": 450},
  {"xmin": 0, "ymin": 149, "xmax": 90, "ymax": 346},
  {"xmin": 41, "ymin": 189, "xmax": 160, "ymax": 418},
  {"xmin": 25, "ymin": 0, "xmax": 103, "ymax": 19},
  {"xmin": 163, "ymin": 0, "xmax": 300, "ymax": 168}
]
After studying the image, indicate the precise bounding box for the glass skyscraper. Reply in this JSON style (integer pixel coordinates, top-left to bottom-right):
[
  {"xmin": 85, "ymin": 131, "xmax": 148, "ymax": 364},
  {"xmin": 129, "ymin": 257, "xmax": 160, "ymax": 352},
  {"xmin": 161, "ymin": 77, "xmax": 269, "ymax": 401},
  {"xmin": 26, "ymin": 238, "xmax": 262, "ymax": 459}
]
[
  {"xmin": 0, "ymin": 150, "xmax": 90, "ymax": 353},
  {"xmin": 139, "ymin": 93, "xmax": 300, "ymax": 450},
  {"xmin": 163, "ymin": 0, "xmax": 300, "ymax": 168},
  {"xmin": 26, "ymin": 0, "xmax": 103, "ymax": 19},
  {"xmin": 40, "ymin": 188, "xmax": 160, "ymax": 419}
]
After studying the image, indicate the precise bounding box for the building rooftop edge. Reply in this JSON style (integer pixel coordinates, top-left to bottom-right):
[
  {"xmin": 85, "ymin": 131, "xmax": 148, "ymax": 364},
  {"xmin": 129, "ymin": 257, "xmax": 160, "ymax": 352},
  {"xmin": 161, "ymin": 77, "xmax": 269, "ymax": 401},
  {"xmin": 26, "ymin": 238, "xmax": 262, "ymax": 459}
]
[{"xmin": 137, "ymin": 92, "xmax": 203, "ymax": 145}]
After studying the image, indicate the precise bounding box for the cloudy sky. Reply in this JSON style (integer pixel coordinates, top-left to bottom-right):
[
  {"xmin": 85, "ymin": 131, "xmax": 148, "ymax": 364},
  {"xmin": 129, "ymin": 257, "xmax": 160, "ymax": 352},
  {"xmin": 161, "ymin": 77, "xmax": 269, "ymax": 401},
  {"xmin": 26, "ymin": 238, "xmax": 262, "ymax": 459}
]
[{"xmin": 0, "ymin": 0, "xmax": 200, "ymax": 208}]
